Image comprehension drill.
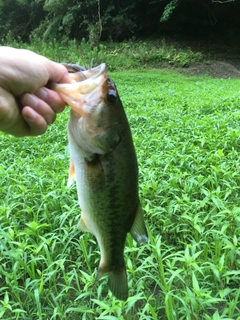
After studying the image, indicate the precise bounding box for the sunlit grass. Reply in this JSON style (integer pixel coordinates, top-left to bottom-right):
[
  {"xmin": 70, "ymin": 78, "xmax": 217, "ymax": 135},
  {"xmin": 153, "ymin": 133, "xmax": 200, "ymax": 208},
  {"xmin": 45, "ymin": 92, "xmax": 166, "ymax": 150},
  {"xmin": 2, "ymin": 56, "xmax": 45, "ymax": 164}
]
[{"xmin": 1, "ymin": 70, "xmax": 240, "ymax": 319}]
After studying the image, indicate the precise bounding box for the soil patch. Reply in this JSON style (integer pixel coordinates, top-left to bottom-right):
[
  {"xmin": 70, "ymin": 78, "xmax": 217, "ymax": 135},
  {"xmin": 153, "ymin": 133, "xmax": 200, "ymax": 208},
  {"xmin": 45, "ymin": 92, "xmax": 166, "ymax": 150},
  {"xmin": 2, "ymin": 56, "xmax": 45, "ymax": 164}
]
[
  {"xmin": 163, "ymin": 36, "xmax": 240, "ymax": 78},
  {"xmin": 178, "ymin": 60, "xmax": 240, "ymax": 78}
]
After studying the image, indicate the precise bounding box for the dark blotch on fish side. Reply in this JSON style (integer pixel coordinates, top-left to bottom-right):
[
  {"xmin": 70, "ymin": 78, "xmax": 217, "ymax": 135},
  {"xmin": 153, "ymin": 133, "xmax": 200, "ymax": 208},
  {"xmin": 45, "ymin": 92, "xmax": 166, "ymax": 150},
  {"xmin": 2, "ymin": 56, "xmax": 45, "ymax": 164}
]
[
  {"xmin": 84, "ymin": 153, "xmax": 100, "ymax": 164},
  {"xmin": 107, "ymin": 90, "xmax": 117, "ymax": 103}
]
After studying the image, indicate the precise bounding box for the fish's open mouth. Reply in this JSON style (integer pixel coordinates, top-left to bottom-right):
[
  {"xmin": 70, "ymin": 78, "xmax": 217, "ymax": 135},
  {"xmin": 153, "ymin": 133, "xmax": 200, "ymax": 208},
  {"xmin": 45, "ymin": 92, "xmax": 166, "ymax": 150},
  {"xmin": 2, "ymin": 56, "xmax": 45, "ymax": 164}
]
[
  {"xmin": 62, "ymin": 63, "xmax": 107, "ymax": 85},
  {"xmin": 51, "ymin": 63, "xmax": 108, "ymax": 115}
]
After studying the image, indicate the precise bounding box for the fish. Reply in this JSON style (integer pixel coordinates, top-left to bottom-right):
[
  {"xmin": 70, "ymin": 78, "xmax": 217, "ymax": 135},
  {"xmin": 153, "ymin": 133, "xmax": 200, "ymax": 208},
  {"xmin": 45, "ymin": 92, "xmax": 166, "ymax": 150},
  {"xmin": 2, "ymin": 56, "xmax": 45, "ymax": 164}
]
[{"xmin": 51, "ymin": 63, "xmax": 148, "ymax": 300}]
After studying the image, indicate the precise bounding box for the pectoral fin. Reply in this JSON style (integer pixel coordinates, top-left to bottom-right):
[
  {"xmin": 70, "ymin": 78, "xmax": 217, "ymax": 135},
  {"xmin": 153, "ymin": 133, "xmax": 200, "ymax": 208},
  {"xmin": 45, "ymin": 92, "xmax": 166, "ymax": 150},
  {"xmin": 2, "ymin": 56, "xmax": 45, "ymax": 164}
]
[
  {"xmin": 130, "ymin": 202, "xmax": 148, "ymax": 246},
  {"xmin": 67, "ymin": 160, "xmax": 76, "ymax": 188}
]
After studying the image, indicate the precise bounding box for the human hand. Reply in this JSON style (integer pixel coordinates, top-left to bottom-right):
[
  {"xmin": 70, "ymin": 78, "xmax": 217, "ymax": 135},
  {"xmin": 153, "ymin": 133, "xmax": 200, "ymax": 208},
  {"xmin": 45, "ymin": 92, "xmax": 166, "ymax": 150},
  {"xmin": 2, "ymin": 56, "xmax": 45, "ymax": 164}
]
[{"xmin": 0, "ymin": 46, "xmax": 72, "ymax": 137}]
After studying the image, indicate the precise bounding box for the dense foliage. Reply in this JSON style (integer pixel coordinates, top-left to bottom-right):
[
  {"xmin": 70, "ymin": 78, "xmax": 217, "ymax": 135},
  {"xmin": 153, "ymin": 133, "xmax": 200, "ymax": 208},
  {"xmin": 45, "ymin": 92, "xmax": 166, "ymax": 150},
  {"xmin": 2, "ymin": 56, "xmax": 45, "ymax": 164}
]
[
  {"xmin": 1, "ymin": 35, "xmax": 205, "ymax": 70},
  {"xmin": 0, "ymin": 0, "xmax": 240, "ymax": 43}
]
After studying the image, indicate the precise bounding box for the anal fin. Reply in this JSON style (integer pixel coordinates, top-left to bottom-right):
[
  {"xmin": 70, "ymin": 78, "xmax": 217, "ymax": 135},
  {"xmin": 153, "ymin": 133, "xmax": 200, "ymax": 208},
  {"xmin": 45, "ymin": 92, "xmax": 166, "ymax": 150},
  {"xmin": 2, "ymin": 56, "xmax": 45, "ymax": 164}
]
[
  {"xmin": 130, "ymin": 202, "xmax": 148, "ymax": 246},
  {"xmin": 77, "ymin": 214, "xmax": 91, "ymax": 233}
]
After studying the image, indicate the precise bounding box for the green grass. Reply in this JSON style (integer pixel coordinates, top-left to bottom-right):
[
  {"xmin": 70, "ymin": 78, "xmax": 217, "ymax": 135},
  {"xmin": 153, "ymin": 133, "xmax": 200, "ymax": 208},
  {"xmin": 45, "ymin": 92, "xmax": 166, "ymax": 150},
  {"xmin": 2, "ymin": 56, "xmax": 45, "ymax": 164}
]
[{"xmin": 1, "ymin": 69, "xmax": 240, "ymax": 319}]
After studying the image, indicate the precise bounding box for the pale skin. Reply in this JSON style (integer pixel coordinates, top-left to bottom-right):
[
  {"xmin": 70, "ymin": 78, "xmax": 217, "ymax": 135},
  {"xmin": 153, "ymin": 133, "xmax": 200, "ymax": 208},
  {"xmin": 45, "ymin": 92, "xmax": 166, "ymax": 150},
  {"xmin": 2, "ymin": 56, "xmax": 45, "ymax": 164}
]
[{"xmin": 0, "ymin": 46, "xmax": 72, "ymax": 137}]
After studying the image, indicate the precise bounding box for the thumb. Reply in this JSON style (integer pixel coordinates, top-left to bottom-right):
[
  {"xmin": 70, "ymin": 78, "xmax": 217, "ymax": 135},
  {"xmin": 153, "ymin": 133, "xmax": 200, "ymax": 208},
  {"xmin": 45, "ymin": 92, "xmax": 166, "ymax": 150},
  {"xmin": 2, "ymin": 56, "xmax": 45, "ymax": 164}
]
[{"xmin": 47, "ymin": 61, "xmax": 72, "ymax": 84}]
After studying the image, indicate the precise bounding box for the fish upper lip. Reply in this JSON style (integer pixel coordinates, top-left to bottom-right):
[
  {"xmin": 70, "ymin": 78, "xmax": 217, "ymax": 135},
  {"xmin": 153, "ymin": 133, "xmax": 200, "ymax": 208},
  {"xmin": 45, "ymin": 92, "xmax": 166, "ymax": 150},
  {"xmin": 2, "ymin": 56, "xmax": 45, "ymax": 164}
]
[
  {"xmin": 61, "ymin": 62, "xmax": 106, "ymax": 82},
  {"xmin": 74, "ymin": 63, "xmax": 106, "ymax": 82}
]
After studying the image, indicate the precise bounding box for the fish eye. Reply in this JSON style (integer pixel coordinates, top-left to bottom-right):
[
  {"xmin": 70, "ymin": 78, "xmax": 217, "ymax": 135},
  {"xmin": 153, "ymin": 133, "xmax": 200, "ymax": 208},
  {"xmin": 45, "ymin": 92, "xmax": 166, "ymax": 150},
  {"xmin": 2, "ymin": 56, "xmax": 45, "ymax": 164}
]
[{"xmin": 107, "ymin": 90, "xmax": 117, "ymax": 103}]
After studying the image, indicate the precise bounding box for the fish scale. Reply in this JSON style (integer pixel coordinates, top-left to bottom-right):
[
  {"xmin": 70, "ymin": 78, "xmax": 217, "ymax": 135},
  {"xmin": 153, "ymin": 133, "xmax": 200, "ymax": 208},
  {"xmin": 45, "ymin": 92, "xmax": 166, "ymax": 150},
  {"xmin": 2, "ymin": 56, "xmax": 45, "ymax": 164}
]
[{"xmin": 52, "ymin": 63, "xmax": 148, "ymax": 300}]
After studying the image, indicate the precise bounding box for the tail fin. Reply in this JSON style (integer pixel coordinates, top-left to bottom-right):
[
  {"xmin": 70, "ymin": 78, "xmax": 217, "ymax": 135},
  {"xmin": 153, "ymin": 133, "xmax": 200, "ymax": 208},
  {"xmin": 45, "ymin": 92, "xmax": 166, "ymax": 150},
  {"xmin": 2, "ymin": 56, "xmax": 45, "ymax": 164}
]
[{"xmin": 97, "ymin": 266, "xmax": 128, "ymax": 301}]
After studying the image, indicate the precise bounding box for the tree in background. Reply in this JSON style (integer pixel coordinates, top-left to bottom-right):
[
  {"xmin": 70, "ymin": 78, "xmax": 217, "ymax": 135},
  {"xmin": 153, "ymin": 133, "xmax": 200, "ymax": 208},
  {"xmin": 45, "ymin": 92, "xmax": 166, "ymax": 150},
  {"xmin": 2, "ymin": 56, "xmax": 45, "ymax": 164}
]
[
  {"xmin": 35, "ymin": 0, "xmax": 139, "ymax": 43},
  {"xmin": 0, "ymin": 0, "xmax": 44, "ymax": 41},
  {"xmin": 0, "ymin": 0, "xmax": 239, "ymax": 43}
]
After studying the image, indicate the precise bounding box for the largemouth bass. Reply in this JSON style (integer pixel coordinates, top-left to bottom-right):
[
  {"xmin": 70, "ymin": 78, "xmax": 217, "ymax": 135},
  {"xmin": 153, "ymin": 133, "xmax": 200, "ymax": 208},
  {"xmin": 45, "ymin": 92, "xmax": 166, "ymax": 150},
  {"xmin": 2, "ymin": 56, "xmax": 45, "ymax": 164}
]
[{"xmin": 52, "ymin": 63, "xmax": 148, "ymax": 300}]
